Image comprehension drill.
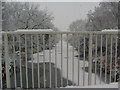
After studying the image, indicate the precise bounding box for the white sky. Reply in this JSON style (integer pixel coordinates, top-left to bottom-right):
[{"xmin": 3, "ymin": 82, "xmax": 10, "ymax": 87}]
[
  {"xmin": 39, "ymin": 2, "xmax": 99, "ymax": 31},
  {"xmin": 3, "ymin": 0, "xmax": 103, "ymax": 31}
]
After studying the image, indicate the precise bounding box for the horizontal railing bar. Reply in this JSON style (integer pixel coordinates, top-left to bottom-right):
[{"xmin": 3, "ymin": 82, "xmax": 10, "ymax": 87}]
[{"xmin": 1, "ymin": 31, "xmax": 120, "ymax": 35}]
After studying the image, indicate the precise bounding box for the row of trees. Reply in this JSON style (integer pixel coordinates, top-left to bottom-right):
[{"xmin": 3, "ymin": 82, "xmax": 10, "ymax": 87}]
[
  {"xmin": 68, "ymin": 2, "xmax": 119, "ymax": 82},
  {"xmin": 69, "ymin": 2, "xmax": 118, "ymax": 31}
]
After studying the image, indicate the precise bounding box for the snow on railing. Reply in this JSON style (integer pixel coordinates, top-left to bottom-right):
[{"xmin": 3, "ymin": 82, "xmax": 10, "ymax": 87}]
[{"xmin": 0, "ymin": 31, "xmax": 119, "ymax": 89}]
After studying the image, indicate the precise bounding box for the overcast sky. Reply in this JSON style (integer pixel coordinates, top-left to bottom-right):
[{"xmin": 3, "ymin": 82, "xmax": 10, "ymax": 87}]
[
  {"xmin": 39, "ymin": 2, "xmax": 100, "ymax": 31},
  {"xmin": 5, "ymin": 0, "xmax": 101, "ymax": 31}
]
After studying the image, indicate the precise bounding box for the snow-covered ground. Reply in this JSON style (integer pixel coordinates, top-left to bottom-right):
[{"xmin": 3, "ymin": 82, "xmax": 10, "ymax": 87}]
[
  {"xmin": 65, "ymin": 83, "xmax": 118, "ymax": 88},
  {"xmin": 29, "ymin": 40, "xmax": 105, "ymax": 86}
]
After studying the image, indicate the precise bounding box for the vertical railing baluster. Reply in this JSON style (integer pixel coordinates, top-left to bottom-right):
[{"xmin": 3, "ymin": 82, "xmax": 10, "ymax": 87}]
[
  {"xmin": 49, "ymin": 34, "xmax": 51, "ymax": 88},
  {"xmin": 105, "ymin": 35, "xmax": 108, "ymax": 83},
  {"xmin": 13, "ymin": 35, "xmax": 17, "ymax": 88},
  {"xmin": 37, "ymin": 35, "xmax": 40, "ymax": 88},
  {"xmin": 83, "ymin": 35, "xmax": 86, "ymax": 86},
  {"xmin": 0, "ymin": 2, "xmax": 2, "ymax": 88},
  {"xmin": 114, "ymin": 35, "xmax": 118, "ymax": 82},
  {"xmin": 55, "ymin": 34, "xmax": 57, "ymax": 88},
  {"xmin": 31, "ymin": 35, "xmax": 34, "ymax": 88},
  {"xmin": 4, "ymin": 34, "xmax": 10, "ymax": 88},
  {"xmin": 61, "ymin": 34, "xmax": 63, "ymax": 87},
  {"xmin": 78, "ymin": 34, "xmax": 80, "ymax": 86},
  {"xmin": 110, "ymin": 35, "xmax": 113, "ymax": 83},
  {"xmin": 72, "ymin": 34, "xmax": 75, "ymax": 86},
  {"xmin": 25, "ymin": 35, "xmax": 28, "ymax": 88},
  {"xmin": 0, "ymin": 58, "xmax": 2, "ymax": 89},
  {"xmin": 0, "ymin": 62, "xmax": 2, "ymax": 89},
  {"xmin": 100, "ymin": 35, "xmax": 103, "ymax": 84},
  {"xmin": 95, "ymin": 35, "xmax": 97, "ymax": 85},
  {"xmin": 19, "ymin": 35, "xmax": 23, "ymax": 88},
  {"xmin": 66, "ymin": 34, "xmax": 69, "ymax": 86},
  {"xmin": 43, "ymin": 34, "xmax": 46, "ymax": 88},
  {"xmin": 88, "ymin": 33, "xmax": 93, "ymax": 85},
  {"xmin": 0, "ymin": 33, "xmax": 2, "ymax": 89}
]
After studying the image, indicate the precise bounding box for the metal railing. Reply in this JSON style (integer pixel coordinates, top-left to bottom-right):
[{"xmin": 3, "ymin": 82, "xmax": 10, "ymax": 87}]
[{"xmin": 0, "ymin": 31, "xmax": 119, "ymax": 89}]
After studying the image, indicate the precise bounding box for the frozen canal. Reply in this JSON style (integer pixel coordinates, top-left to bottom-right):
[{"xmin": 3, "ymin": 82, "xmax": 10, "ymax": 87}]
[{"xmin": 29, "ymin": 40, "xmax": 105, "ymax": 86}]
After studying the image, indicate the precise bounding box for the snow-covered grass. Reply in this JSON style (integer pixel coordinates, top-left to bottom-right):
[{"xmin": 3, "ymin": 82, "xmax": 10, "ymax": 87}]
[
  {"xmin": 29, "ymin": 40, "xmax": 105, "ymax": 86},
  {"xmin": 64, "ymin": 82, "xmax": 118, "ymax": 88}
]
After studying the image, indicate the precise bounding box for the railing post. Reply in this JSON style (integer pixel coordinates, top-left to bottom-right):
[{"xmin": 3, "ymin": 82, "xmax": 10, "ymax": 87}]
[
  {"xmin": 88, "ymin": 33, "xmax": 93, "ymax": 85},
  {"xmin": 0, "ymin": 33, "xmax": 2, "ymax": 89},
  {"xmin": 4, "ymin": 34, "xmax": 10, "ymax": 88}
]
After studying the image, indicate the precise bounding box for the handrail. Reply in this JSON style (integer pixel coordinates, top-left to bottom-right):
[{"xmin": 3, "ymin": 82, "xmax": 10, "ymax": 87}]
[{"xmin": 1, "ymin": 31, "xmax": 120, "ymax": 34}]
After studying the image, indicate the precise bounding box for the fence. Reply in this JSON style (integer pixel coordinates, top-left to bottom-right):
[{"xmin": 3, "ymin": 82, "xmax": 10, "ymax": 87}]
[{"xmin": 0, "ymin": 31, "xmax": 119, "ymax": 89}]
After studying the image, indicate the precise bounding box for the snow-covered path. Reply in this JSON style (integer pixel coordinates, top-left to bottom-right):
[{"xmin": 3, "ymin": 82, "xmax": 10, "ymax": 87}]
[{"xmin": 29, "ymin": 40, "xmax": 105, "ymax": 86}]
